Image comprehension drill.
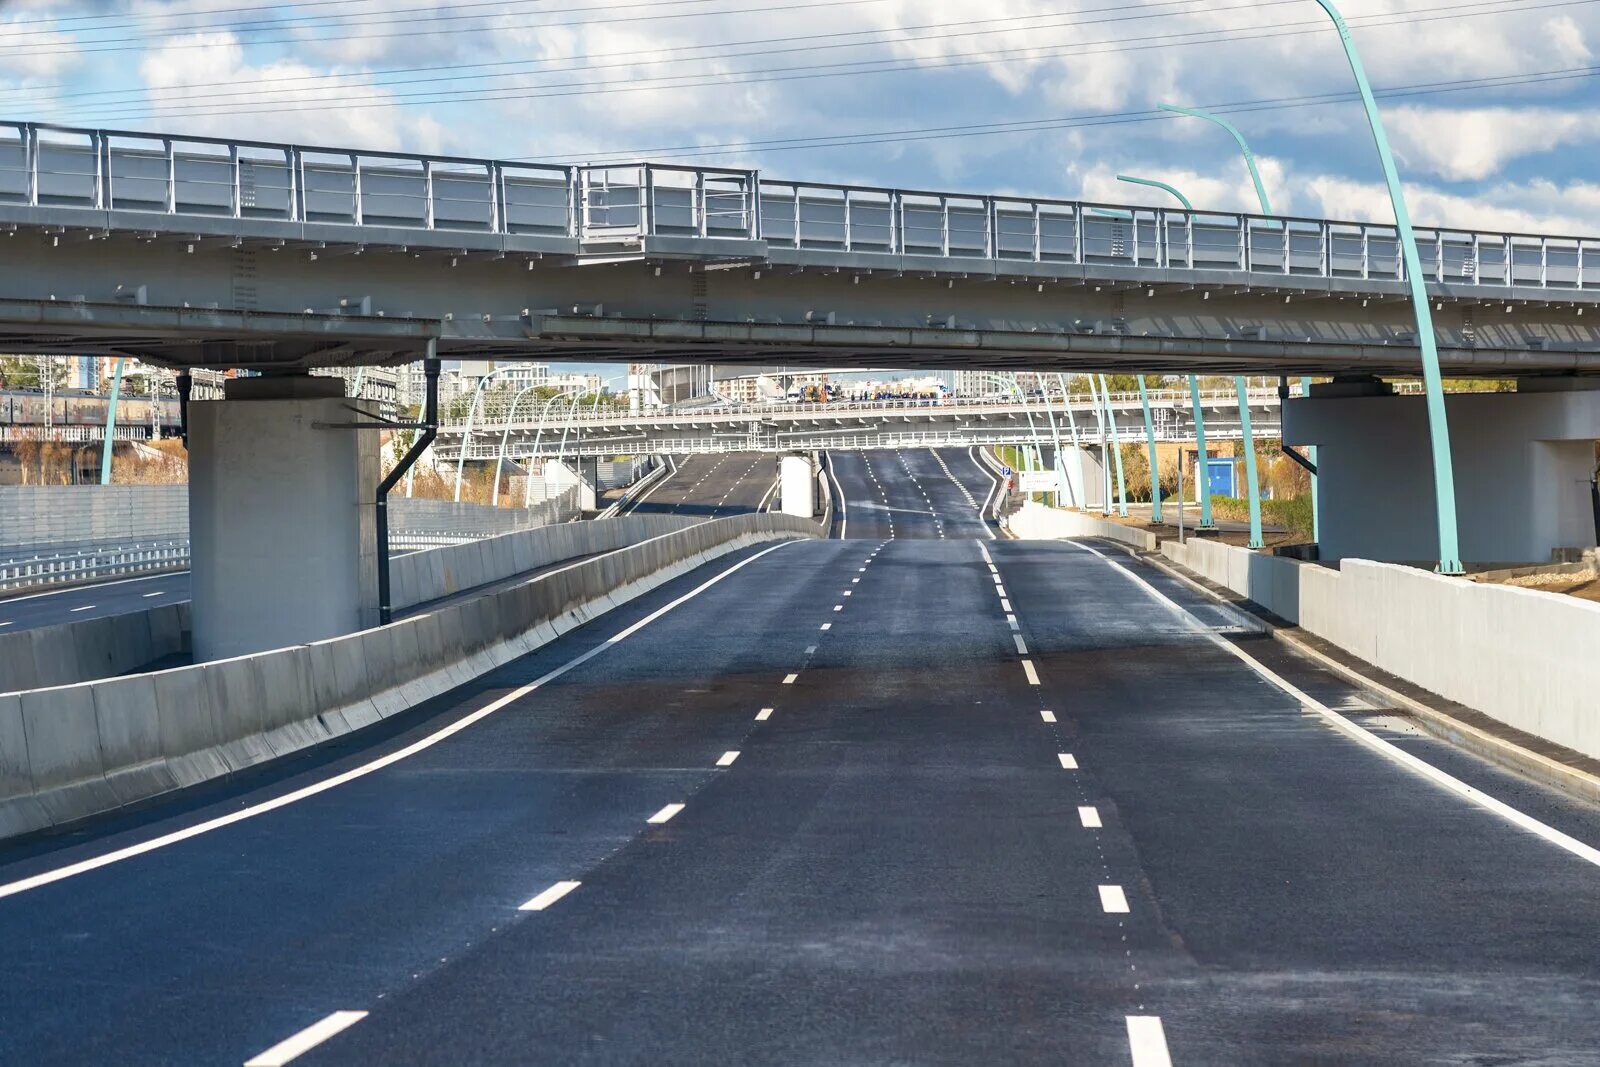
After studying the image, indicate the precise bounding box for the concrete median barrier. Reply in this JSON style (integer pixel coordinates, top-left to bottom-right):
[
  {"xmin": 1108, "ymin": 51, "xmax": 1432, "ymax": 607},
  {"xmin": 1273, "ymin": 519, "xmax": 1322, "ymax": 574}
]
[
  {"xmin": 0, "ymin": 513, "xmax": 819, "ymax": 841},
  {"xmin": 0, "ymin": 603, "xmax": 191, "ymax": 695}
]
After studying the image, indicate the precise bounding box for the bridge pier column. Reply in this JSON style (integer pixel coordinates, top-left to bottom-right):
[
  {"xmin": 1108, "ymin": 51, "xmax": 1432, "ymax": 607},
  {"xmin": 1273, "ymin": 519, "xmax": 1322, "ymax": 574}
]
[
  {"xmin": 189, "ymin": 375, "xmax": 379, "ymax": 662},
  {"xmin": 545, "ymin": 459, "xmax": 598, "ymax": 511},
  {"xmin": 1284, "ymin": 378, "xmax": 1600, "ymax": 565},
  {"xmin": 780, "ymin": 453, "xmax": 818, "ymax": 518},
  {"xmin": 1059, "ymin": 445, "xmax": 1106, "ymax": 510}
]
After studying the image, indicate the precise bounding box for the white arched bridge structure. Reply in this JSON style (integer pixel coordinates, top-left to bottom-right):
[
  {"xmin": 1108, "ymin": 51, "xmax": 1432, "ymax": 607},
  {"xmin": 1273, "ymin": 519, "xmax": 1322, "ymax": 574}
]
[{"xmin": 433, "ymin": 387, "xmax": 1286, "ymax": 461}]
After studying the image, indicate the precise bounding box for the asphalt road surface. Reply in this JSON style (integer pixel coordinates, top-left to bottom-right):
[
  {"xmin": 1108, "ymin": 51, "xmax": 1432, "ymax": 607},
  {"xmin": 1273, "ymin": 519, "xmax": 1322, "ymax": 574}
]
[
  {"xmin": 624, "ymin": 453, "xmax": 779, "ymax": 518},
  {"xmin": 5, "ymin": 531, "xmax": 1600, "ymax": 1064},
  {"xmin": 827, "ymin": 447, "xmax": 999, "ymax": 540},
  {"xmin": 0, "ymin": 570, "xmax": 190, "ymax": 634}
]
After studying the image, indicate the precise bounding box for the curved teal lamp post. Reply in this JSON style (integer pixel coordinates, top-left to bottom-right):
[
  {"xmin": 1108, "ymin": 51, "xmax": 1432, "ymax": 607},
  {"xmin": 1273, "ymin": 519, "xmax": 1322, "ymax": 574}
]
[
  {"xmin": 1148, "ymin": 112, "xmax": 1267, "ymax": 548},
  {"xmin": 1117, "ymin": 174, "xmax": 1214, "ymax": 531},
  {"xmin": 1098, "ymin": 374, "xmax": 1129, "ymax": 517},
  {"xmin": 1307, "ymin": 0, "xmax": 1462, "ymax": 573}
]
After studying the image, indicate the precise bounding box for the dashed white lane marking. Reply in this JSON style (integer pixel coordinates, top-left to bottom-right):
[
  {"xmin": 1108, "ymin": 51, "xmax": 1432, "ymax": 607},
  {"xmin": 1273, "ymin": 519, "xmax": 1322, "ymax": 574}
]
[
  {"xmin": 1126, "ymin": 1016, "xmax": 1175, "ymax": 1067},
  {"xmin": 1071, "ymin": 539, "xmax": 1600, "ymax": 873},
  {"xmin": 1099, "ymin": 885, "xmax": 1130, "ymax": 913},
  {"xmin": 648, "ymin": 803, "xmax": 685, "ymax": 824},
  {"xmin": 995, "ymin": 585, "xmax": 1007, "ymax": 598},
  {"xmin": 1078, "ymin": 806, "xmax": 1103, "ymax": 828},
  {"xmin": 716, "ymin": 751, "xmax": 740, "ymax": 767},
  {"xmin": 519, "ymin": 879, "xmax": 582, "ymax": 912},
  {"xmin": 805, "ymin": 645, "xmax": 817, "ymax": 654},
  {"xmin": 820, "ymin": 623, "xmax": 831, "ymax": 631},
  {"xmin": 0, "ymin": 539, "xmax": 805, "ymax": 902},
  {"xmin": 858, "ymin": 568, "xmax": 866, "ymax": 572},
  {"xmin": 833, "ymin": 605, "xmax": 843, "ymax": 612},
  {"xmin": 1021, "ymin": 659, "xmax": 1040, "ymax": 685},
  {"xmin": 142, "ymin": 591, "xmax": 164, "ymax": 598},
  {"xmin": 0, "ymin": 621, "xmax": 11, "ymax": 628},
  {"xmin": 1040, "ymin": 710, "xmax": 1057, "ymax": 723},
  {"xmin": 851, "ymin": 577, "xmax": 859, "ymax": 584},
  {"xmin": 1058, "ymin": 753, "xmax": 1079, "ymax": 769},
  {"xmin": 1000, "ymin": 599, "xmax": 1012, "ymax": 612},
  {"xmin": 1006, "ymin": 615, "xmax": 1020, "ymax": 631},
  {"xmin": 843, "ymin": 590, "xmax": 852, "ymax": 596},
  {"xmin": 756, "ymin": 707, "xmax": 774, "ymax": 721},
  {"xmin": 1013, "ymin": 635, "xmax": 1028, "ymax": 655},
  {"xmin": 69, "ymin": 604, "xmax": 95, "ymax": 612},
  {"xmin": 782, "ymin": 673, "xmax": 799, "ymax": 684},
  {"xmin": 244, "ymin": 1011, "xmax": 369, "ymax": 1066}
]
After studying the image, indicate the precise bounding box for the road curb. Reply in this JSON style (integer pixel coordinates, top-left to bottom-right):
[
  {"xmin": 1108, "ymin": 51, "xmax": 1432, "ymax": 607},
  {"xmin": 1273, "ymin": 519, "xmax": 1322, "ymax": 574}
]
[{"xmin": 1108, "ymin": 540, "xmax": 1600, "ymax": 808}]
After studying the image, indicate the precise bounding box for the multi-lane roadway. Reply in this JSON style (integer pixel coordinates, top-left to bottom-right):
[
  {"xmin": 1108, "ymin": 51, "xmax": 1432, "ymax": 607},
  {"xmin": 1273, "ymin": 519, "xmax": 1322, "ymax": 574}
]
[
  {"xmin": 621, "ymin": 452, "xmax": 779, "ymax": 518},
  {"xmin": 4, "ymin": 528, "xmax": 1600, "ymax": 1063},
  {"xmin": 827, "ymin": 447, "xmax": 999, "ymax": 540}
]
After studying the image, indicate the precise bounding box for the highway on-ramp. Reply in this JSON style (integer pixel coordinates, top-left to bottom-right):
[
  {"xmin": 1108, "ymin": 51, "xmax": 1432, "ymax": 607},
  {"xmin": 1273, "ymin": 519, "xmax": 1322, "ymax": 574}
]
[
  {"xmin": 3, "ymin": 530, "xmax": 1600, "ymax": 1063},
  {"xmin": 623, "ymin": 452, "xmax": 778, "ymax": 519}
]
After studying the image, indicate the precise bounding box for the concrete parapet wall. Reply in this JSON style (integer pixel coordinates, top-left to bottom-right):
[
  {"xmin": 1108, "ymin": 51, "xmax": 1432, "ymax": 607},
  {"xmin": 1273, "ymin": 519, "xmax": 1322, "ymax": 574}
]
[
  {"xmin": 1008, "ymin": 501, "xmax": 1158, "ymax": 552},
  {"xmin": 0, "ymin": 603, "xmax": 190, "ymax": 695},
  {"xmin": 1160, "ymin": 537, "xmax": 1600, "ymax": 763},
  {"xmin": 390, "ymin": 513, "xmax": 703, "ymax": 610},
  {"xmin": 0, "ymin": 513, "xmax": 819, "ymax": 841}
]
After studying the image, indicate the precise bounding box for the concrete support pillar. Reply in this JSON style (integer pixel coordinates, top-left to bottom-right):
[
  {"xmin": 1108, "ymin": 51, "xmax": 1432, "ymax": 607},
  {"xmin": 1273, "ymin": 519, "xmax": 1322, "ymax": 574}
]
[
  {"xmin": 545, "ymin": 459, "xmax": 597, "ymax": 511},
  {"xmin": 781, "ymin": 453, "xmax": 818, "ymax": 517},
  {"xmin": 1284, "ymin": 379, "xmax": 1600, "ymax": 564},
  {"xmin": 1059, "ymin": 445, "xmax": 1106, "ymax": 510},
  {"xmin": 189, "ymin": 375, "xmax": 378, "ymax": 662}
]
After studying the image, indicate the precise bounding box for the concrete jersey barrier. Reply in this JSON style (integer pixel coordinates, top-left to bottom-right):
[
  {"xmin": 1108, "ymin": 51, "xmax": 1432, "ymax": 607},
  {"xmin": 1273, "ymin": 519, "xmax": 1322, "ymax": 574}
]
[
  {"xmin": 0, "ymin": 513, "xmax": 820, "ymax": 841},
  {"xmin": 1006, "ymin": 501, "xmax": 1158, "ymax": 552},
  {"xmin": 390, "ymin": 513, "xmax": 702, "ymax": 610},
  {"xmin": 1161, "ymin": 536, "xmax": 1600, "ymax": 764},
  {"xmin": 0, "ymin": 603, "xmax": 190, "ymax": 695}
]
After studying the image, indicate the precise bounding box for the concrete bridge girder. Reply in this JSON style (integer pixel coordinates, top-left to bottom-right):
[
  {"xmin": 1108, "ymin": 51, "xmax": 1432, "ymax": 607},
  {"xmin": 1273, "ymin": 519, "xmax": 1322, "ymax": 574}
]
[{"xmin": 0, "ymin": 214, "xmax": 1593, "ymax": 376}]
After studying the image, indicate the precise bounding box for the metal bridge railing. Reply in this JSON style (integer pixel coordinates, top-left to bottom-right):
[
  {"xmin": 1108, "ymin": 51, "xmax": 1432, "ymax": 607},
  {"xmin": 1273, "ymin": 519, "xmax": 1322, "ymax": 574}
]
[
  {"xmin": 0, "ymin": 120, "xmax": 1594, "ymax": 291},
  {"xmin": 0, "ymin": 539, "xmax": 189, "ymax": 593}
]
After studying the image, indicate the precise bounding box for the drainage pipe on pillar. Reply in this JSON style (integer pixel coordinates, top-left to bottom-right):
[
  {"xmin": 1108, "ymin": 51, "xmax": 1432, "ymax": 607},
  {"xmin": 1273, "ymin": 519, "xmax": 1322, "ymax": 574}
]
[
  {"xmin": 1189, "ymin": 376, "xmax": 1216, "ymax": 530},
  {"xmin": 1302, "ymin": 377, "xmax": 1320, "ymax": 543},
  {"xmin": 378, "ymin": 344, "xmax": 440, "ymax": 625},
  {"xmin": 1137, "ymin": 375, "xmax": 1162, "ymax": 524},
  {"xmin": 99, "ymin": 356, "xmax": 126, "ymax": 485},
  {"xmin": 176, "ymin": 371, "xmax": 193, "ymax": 448},
  {"xmin": 1099, "ymin": 374, "xmax": 1129, "ymax": 518}
]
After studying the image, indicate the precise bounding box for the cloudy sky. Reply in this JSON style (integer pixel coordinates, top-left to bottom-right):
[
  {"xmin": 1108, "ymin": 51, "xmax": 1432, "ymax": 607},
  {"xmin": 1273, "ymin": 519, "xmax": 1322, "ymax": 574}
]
[{"xmin": 3, "ymin": 0, "xmax": 1596, "ymax": 235}]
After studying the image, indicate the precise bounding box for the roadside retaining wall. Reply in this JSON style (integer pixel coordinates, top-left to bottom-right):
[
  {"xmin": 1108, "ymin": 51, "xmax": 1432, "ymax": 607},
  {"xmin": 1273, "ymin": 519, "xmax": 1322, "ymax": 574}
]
[
  {"xmin": 1161, "ymin": 537, "xmax": 1600, "ymax": 762},
  {"xmin": 0, "ymin": 513, "xmax": 819, "ymax": 840},
  {"xmin": 1008, "ymin": 501, "xmax": 1158, "ymax": 552}
]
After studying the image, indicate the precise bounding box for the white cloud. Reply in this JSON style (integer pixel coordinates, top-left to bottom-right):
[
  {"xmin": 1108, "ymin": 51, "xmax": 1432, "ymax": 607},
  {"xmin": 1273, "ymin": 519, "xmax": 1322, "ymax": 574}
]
[{"xmin": 1387, "ymin": 106, "xmax": 1600, "ymax": 182}]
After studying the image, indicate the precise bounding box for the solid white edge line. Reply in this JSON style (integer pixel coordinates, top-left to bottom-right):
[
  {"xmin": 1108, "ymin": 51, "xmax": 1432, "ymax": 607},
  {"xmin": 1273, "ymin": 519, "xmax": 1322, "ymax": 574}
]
[
  {"xmin": 243, "ymin": 1010, "xmax": 369, "ymax": 1067},
  {"xmin": 1022, "ymin": 659, "xmax": 1040, "ymax": 686},
  {"xmin": 0, "ymin": 539, "xmax": 806, "ymax": 902},
  {"xmin": 1126, "ymin": 1016, "xmax": 1175, "ymax": 1067},
  {"xmin": 1078, "ymin": 806, "xmax": 1103, "ymax": 828},
  {"xmin": 1068, "ymin": 539, "xmax": 1600, "ymax": 871},
  {"xmin": 1099, "ymin": 884, "xmax": 1130, "ymax": 913},
  {"xmin": 1040, "ymin": 710, "xmax": 1057, "ymax": 723},
  {"xmin": 1058, "ymin": 753, "xmax": 1078, "ymax": 769},
  {"xmin": 648, "ymin": 802, "xmax": 685, "ymax": 824},
  {"xmin": 518, "ymin": 879, "xmax": 582, "ymax": 912},
  {"xmin": 716, "ymin": 751, "xmax": 740, "ymax": 767}
]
